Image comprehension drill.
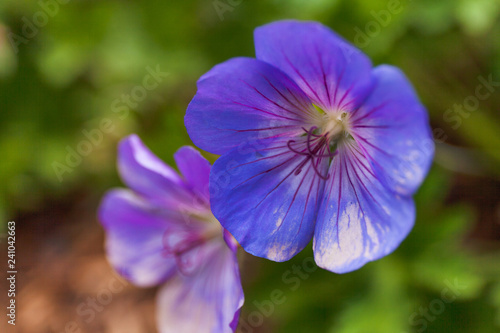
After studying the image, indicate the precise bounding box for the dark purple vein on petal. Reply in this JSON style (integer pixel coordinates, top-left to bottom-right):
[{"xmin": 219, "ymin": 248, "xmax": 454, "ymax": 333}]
[
  {"xmin": 276, "ymin": 162, "xmax": 313, "ymax": 233},
  {"xmin": 231, "ymin": 155, "xmax": 297, "ymax": 190},
  {"xmin": 232, "ymin": 125, "xmax": 299, "ymax": 132},
  {"xmin": 355, "ymin": 135, "xmax": 394, "ymax": 158},
  {"xmin": 336, "ymin": 82, "xmax": 354, "ymax": 111},
  {"xmin": 228, "ymin": 98, "xmax": 301, "ymax": 122},
  {"xmin": 253, "ymin": 159, "xmax": 302, "ymax": 209},
  {"xmin": 345, "ymin": 145, "xmax": 384, "ymax": 210},
  {"xmin": 260, "ymin": 74, "xmax": 313, "ymax": 118},
  {"xmin": 299, "ymin": 164, "xmax": 318, "ymax": 237},
  {"xmin": 351, "ymin": 125, "xmax": 391, "ymax": 129},
  {"xmin": 350, "ymin": 102, "xmax": 390, "ymax": 124},
  {"xmin": 240, "ymin": 79, "xmax": 305, "ymax": 119},
  {"xmin": 336, "ymin": 155, "xmax": 346, "ymax": 249},
  {"xmin": 280, "ymin": 48, "xmax": 324, "ymax": 104},
  {"xmin": 312, "ymin": 43, "xmax": 332, "ymax": 108},
  {"xmin": 333, "ymin": 66, "xmax": 347, "ymax": 108},
  {"xmin": 228, "ymin": 150, "xmax": 291, "ymax": 171}
]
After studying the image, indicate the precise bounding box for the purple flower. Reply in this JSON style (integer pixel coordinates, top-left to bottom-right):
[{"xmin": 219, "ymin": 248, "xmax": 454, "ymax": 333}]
[
  {"xmin": 98, "ymin": 134, "xmax": 244, "ymax": 333},
  {"xmin": 185, "ymin": 20, "xmax": 434, "ymax": 273}
]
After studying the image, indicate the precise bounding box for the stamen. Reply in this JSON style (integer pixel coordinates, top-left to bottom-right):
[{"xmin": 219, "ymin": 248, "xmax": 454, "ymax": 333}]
[{"xmin": 287, "ymin": 126, "xmax": 337, "ymax": 180}]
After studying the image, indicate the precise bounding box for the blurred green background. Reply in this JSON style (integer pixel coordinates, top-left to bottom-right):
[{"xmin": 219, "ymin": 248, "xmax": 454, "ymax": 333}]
[{"xmin": 1, "ymin": 0, "xmax": 500, "ymax": 332}]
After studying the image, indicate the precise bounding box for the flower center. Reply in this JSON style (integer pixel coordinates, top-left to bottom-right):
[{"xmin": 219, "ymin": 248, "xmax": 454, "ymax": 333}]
[
  {"xmin": 161, "ymin": 212, "xmax": 222, "ymax": 275},
  {"xmin": 286, "ymin": 107, "xmax": 353, "ymax": 180},
  {"xmin": 311, "ymin": 104, "xmax": 351, "ymax": 142},
  {"xmin": 321, "ymin": 111, "xmax": 349, "ymax": 141}
]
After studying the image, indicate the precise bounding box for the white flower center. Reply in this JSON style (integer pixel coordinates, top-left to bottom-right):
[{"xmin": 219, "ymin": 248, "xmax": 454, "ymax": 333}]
[{"xmin": 321, "ymin": 111, "xmax": 350, "ymax": 141}]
